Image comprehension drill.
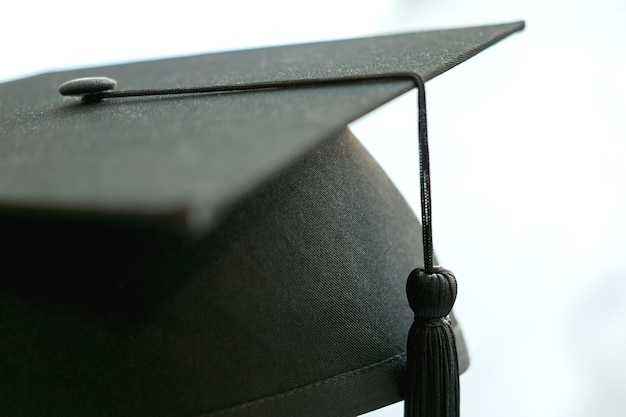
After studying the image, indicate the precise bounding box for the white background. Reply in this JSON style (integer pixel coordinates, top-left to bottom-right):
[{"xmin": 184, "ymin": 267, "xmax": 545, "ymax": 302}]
[{"xmin": 2, "ymin": 1, "xmax": 625, "ymax": 416}]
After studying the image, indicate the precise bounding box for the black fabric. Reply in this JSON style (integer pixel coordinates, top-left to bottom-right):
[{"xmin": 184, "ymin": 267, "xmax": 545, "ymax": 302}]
[
  {"xmin": 0, "ymin": 129, "xmax": 467, "ymax": 417},
  {"xmin": 0, "ymin": 22, "xmax": 524, "ymax": 234},
  {"xmin": 0, "ymin": 22, "xmax": 527, "ymax": 417}
]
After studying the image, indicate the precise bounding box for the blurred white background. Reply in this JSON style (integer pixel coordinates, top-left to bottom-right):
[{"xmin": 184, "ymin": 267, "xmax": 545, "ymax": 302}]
[{"xmin": 2, "ymin": 1, "xmax": 624, "ymax": 416}]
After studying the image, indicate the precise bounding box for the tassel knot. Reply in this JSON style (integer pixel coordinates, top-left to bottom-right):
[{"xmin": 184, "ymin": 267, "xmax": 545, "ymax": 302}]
[
  {"xmin": 405, "ymin": 266, "xmax": 459, "ymax": 417},
  {"xmin": 406, "ymin": 266, "xmax": 457, "ymax": 320}
]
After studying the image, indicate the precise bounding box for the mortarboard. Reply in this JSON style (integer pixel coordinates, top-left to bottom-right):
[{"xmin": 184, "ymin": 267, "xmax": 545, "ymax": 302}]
[{"xmin": 0, "ymin": 21, "xmax": 524, "ymax": 417}]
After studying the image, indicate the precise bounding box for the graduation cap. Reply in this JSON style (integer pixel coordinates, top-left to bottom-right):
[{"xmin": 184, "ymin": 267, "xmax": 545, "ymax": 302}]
[{"xmin": 0, "ymin": 21, "xmax": 524, "ymax": 417}]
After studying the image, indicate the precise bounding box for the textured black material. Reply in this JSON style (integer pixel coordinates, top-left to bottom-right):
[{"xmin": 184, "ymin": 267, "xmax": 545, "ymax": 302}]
[
  {"xmin": 0, "ymin": 129, "xmax": 466, "ymax": 417},
  {"xmin": 0, "ymin": 21, "xmax": 524, "ymax": 233},
  {"xmin": 405, "ymin": 267, "xmax": 459, "ymax": 417}
]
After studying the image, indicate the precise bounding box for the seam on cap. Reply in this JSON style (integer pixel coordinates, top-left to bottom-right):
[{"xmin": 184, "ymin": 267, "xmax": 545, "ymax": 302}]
[{"xmin": 197, "ymin": 353, "xmax": 406, "ymax": 417}]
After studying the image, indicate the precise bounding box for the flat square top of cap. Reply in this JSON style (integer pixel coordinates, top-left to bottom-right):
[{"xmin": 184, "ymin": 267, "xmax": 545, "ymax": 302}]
[{"xmin": 0, "ymin": 21, "xmax": 523, "ymax": 233}]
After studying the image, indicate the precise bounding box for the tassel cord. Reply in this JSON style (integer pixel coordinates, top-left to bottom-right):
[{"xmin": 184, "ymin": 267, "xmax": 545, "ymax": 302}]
[{"xmin": 414, "ymin": 76, "xmax": 434, "ymax": 274}]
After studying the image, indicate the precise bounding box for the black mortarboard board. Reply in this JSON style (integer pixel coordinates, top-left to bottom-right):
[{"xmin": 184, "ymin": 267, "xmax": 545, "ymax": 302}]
[{"xmin": 0, "ymin": 22, "xmax": 523, "ymax": 417}]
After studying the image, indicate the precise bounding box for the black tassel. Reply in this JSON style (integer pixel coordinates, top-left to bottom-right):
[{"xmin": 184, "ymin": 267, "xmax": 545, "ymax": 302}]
[{"xmin": 405, "ymin": 266, "xmax": 459, "ymax": 417}]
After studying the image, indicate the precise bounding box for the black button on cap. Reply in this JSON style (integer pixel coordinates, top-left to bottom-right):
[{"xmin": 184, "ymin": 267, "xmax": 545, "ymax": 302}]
[{"xmin": 58, "ymin": 77, "xmax": 117, "ymax": 96}]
